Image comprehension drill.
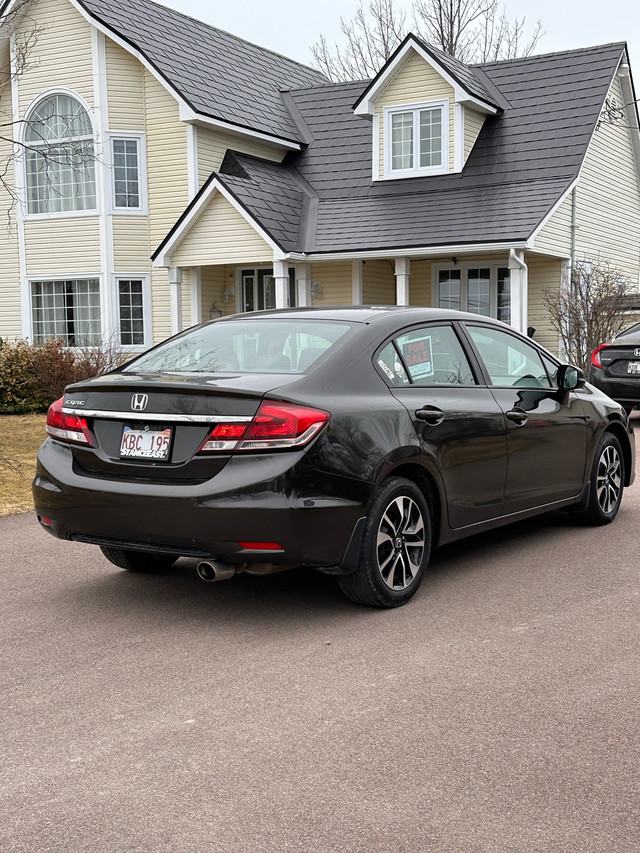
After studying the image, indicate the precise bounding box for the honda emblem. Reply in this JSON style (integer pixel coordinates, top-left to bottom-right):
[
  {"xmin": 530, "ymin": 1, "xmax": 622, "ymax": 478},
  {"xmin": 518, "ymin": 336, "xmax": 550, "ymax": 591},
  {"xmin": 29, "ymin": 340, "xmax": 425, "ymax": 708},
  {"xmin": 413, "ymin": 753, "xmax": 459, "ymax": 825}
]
[
  {"xmin": 131, "ymin": 393, "xmax": 149, "ymax": 411},
  {"xmin": 635, "ymin": 348, "xmax": 640, "ymax": 357}
]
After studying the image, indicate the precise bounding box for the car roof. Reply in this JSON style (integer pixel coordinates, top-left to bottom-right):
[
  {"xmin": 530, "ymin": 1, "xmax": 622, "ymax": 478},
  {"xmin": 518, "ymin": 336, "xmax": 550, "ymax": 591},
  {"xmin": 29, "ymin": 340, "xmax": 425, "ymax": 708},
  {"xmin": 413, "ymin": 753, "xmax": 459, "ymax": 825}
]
[{"xmin": 212, "ymin": 305, "xmax": 508, "ymax": 325}]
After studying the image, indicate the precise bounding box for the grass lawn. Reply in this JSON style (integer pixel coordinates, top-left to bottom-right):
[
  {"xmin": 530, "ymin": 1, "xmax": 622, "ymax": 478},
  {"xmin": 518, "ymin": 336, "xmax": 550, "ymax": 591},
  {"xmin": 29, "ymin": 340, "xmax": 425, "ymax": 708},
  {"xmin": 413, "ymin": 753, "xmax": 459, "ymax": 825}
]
[{"xmin": 0, "ymin": 414, "xmax": 47, "ymax": 516}]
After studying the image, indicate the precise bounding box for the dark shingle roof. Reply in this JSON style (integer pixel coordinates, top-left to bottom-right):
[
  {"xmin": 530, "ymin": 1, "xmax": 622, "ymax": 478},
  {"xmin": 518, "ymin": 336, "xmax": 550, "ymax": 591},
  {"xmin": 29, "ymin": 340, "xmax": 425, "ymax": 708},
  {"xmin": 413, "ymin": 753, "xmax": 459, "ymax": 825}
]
[
  {"xmin": 76, "ymin": 0, "xmax": 327, "ymax": 143},
  {"xmin": 216, "ymin": 42, "xmax": 627, "ymax": 254},
  {"xmin": 218, "ymin": 152, "xmax": 306, "ymax": 250}
]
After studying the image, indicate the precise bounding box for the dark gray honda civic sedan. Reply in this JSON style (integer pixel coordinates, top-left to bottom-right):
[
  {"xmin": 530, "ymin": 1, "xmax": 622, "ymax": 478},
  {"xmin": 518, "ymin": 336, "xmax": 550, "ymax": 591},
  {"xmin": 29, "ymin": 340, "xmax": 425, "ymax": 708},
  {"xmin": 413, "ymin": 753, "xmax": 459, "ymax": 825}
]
[{"xmin": 33, "ymin": 307, "xmax": 635, "ymax": 608}]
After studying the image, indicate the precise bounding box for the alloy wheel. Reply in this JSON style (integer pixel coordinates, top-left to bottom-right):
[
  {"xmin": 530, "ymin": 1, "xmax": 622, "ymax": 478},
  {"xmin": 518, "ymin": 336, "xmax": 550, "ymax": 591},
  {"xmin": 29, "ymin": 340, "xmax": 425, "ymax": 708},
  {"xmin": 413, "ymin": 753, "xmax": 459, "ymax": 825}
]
[
  {"xmin": 376, "ymin": 496, "xmax": 425, "ymax": 590},
  {"xmin": 596, "ymin": 444, "xmax": 622, "ymax": 515}
]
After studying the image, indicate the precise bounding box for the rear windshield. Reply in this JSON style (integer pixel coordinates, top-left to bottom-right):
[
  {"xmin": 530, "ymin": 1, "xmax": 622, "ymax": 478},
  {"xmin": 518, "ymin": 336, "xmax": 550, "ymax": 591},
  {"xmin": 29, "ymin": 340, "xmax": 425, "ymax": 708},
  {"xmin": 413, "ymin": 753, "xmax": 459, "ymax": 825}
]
[{"xmin": 123, "ymin": 319, "xmax": 353, "ymax": 374}]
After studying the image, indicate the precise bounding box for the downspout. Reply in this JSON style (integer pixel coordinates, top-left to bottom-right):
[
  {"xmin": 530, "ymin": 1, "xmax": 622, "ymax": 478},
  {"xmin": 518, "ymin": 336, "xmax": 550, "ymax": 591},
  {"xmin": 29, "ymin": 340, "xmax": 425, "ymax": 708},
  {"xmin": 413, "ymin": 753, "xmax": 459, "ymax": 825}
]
[{"xmin": 570, "ymin": 187, "xmax": 577, "ymax": 284}]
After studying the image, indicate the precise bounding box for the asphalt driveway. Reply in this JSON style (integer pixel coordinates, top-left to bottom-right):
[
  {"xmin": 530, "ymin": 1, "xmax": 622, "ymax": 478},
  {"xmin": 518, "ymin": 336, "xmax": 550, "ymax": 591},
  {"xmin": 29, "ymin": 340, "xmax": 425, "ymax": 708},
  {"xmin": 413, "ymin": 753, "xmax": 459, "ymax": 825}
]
[{"xmin": 1, "ymin": 460, "xmax": 639, "ymax": 852}]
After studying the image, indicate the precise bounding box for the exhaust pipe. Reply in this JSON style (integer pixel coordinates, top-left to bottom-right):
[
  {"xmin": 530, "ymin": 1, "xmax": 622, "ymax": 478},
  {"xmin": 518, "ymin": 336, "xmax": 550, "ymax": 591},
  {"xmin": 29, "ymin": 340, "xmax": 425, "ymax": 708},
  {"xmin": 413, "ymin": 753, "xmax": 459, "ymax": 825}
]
[{"xmin": 196, "ymin": 560, "xmax": 237, "ymax": 582}]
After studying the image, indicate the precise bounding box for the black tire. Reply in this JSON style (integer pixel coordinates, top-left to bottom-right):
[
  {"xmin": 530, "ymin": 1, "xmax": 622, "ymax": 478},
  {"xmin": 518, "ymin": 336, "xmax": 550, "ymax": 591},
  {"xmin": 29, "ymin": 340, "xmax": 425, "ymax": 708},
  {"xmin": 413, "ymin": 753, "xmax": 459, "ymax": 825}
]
[
  {"xmin": 338, "ymin": 477, "xmax": 431, "ymax": 608},
  {"xmin": 99, "ymin": 546, "xmax": 178, "ymax": 573},
  {"xmin": 572, "ymin": 433, "xmax": 625, "ymax": 526}
]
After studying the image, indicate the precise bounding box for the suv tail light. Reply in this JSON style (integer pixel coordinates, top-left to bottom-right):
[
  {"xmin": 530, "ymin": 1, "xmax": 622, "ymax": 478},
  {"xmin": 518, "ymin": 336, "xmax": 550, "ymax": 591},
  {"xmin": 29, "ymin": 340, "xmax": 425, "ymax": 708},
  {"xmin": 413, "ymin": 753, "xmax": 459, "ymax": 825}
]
[
  {"xmin": 591, "ymin": 343, "xmax": 611, "ymax": 369},
  {"xmin": 198, "ymin": 400, "xmax": 330, "ymax": 453},
  {"xmin": 46, "ymin": 397, "xmax": 94, "ymax": 446}
]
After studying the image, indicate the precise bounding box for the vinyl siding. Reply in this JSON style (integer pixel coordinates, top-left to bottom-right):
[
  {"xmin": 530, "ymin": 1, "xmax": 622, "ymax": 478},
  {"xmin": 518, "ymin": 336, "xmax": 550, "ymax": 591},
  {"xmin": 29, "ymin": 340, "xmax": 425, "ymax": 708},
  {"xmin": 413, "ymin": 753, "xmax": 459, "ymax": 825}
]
[
  {"xmin": 16, "ymin": 0, "xmax": 93, "ymax": 114},
  {"xmin": 112, "ymin": 216, "xmax": 151, "ymax": 271},
  {"xmin": 463, "ymin": 108, "xmax": 485, "ymax": 161},
  {"xmin": 533, "ymin": 193, "xmax": 573, "ymax": 257},
  {"xmin": 196, "ymin": 127, "xmax": 283, "ymax": 188},
  {"xmin": 24, "ymin": 217, "xmax": 101, "ymax": 275},
  {"xmin": 170, "ymin": 193, "xmax": 272, "ymax": 267},
  {"xmin": 105, "ymin": 38, "xmax": 146, "ymax": 131},
  {"xmin": 144, "ymin": 70, "xmax": 189, "ymax": 342},
  {"xmin": 308, "ymin": 262, "xmax": 352, "ymax": 306},
  {"xmin": 409, "ymin": 260, "xmax": 431, "ymax": 306},
  {"xmin": 526, "ymin": 253, "xmax": 563, "ymax": 354},
  {"xmin": 374, "ymin": 49, "xmax": 456, "ymax": 178},
  {"xmin": 363, "ymin": 259, "xmax": 395, "ymax": 303},
  {"xmin": 573, "ymin": 73, "xmax": 640, "ymax": 285}
]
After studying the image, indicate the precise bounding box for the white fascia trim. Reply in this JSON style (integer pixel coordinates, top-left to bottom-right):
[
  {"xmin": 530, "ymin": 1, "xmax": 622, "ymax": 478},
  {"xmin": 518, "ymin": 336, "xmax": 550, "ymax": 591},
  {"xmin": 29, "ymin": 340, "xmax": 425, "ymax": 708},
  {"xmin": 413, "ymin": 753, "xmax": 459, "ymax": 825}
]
[
  {"xmin": 528, "ymin": 178, "xmax": 579, "ymax": 247},
  {"xmin": 153, "ymin": 178, "xmax": 283, "ymax": 267},
  {"xmin": 286, "ymin": 241, "xmax": 528, "ymax": 263},
  {"xmin": 65, "ymin": 0, "xmax": 302, "ymax": 154},
  {"xmin": 179, "ymin": 104, "xmax": 301, "ymax": 152},
  {"xmin": 92, "ymin": 25, "xmax": 115, "ymax": 346},
  {"xmin": 187, "ymin": 125, "xmax": 198, "ymax": 200},
  {"xmin": 354, "ymin": 38, "xmax": 497, "ymax": 117},
  {"xmin": 10, "ymin": 31, "xmax": 30, "ymax": 339},
  {"xmin": 618, "ymin": 63, "xmax": 640, "ymax": 193}
]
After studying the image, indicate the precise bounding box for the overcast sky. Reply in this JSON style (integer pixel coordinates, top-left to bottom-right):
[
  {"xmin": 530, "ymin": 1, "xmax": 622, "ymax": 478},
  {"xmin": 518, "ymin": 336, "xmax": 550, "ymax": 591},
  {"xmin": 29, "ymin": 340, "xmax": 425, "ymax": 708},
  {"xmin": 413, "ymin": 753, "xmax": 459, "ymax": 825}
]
[{"xmin": 157, "ymin": 0, "xmax": 640, "ymax": 74}]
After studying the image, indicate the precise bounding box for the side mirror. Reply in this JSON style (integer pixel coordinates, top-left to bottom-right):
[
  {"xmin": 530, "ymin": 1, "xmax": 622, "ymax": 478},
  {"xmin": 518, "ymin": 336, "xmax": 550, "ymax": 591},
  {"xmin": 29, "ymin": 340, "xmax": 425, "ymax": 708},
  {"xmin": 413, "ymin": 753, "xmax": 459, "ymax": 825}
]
[{"xmin": 557, "ymin": 364, "xmax": 584, "ymax": 391}]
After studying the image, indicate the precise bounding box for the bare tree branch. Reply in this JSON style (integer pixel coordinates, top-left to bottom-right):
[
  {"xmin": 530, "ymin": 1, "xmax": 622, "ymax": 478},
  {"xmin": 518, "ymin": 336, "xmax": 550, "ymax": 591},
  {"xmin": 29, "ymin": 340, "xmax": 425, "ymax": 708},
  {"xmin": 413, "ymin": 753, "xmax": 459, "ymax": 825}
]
[
  {"xmin": 543, "ymin": 259, "xmax": 630, "ymax": 372},
  {"xmin": 311, "ymin": 0, "xmax": 544, "ymax": 80}
]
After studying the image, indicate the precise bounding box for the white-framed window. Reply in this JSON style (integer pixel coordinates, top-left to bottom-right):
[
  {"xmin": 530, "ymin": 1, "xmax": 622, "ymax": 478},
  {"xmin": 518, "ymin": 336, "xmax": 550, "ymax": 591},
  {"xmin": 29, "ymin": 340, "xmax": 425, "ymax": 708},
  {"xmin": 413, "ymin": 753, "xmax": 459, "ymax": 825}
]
[
  {"xmin": 108, "ymin": 133, "xmax": 147, "ymax": 214},
  {"xmin": 432, "ymin": 262, "xmax": 511, "ymax": 323},
  {"xmin": 117, "ymin": 277, "xmax": 149, "ymax": 348},
  {"xmin": 31, "ymin": 278, "xmax": 102, "ymax": 346},
  {"xmin": 384, "ymin": 100, "xmax": 448, "ymax": 177},
  {"xmin": 24, "ymin": 92, "xmax": 97, "ymax": 216}
]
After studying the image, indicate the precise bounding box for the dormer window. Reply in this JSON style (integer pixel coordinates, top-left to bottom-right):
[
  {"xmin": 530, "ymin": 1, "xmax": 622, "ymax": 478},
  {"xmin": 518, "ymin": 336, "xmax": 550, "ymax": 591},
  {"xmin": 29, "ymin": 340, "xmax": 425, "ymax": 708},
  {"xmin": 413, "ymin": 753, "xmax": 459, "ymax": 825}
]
[{"xmin": 385, "ymin": 100, "xmax": 448, "ymax": 177}]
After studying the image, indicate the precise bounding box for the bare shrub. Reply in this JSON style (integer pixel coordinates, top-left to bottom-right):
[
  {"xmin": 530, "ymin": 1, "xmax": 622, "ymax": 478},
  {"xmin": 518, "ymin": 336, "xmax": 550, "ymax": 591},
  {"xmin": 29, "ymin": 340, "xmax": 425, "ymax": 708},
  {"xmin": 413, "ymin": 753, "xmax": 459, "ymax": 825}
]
[
  {"xmin": 543, "ymin": 259, "xmax": 630, "ymax": 372},
  {"xmin": 0, "ymin": 337, "xmax": 125, "ymax": 414}
]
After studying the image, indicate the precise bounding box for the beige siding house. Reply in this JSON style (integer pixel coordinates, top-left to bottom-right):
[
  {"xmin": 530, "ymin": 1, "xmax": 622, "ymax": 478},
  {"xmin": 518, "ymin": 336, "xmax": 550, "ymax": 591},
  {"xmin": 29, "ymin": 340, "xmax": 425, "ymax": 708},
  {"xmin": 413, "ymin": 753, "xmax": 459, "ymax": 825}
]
[{"xmin": 1, "ymin": 0, "xmax": 639, "ymax": 356}]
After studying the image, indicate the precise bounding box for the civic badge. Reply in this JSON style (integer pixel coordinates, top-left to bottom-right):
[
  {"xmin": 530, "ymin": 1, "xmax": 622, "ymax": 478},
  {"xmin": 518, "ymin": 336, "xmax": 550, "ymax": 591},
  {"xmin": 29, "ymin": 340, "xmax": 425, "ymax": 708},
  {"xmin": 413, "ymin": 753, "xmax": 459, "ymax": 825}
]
[{"xmin": 131, "ymin": 393, "xmax": 149, "ymax": 411}]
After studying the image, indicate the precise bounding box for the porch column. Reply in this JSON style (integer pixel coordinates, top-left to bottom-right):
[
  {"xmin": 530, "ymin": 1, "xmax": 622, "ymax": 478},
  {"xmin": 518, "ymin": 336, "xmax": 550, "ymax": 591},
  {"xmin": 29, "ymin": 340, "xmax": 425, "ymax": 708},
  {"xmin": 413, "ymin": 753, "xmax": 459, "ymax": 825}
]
[
  {"xmin": 508, "ymin": 249, "xmax": 528, "ymax": 334},
  {"xmin": 395, "ymin": 257, "xmax": 410, "ymax": 306},
  {"xmin": 168, "ymin": 266, "xmax": 183, "ymax": 335},
  {"xmin": 296, "ymin": 263, "xmax": 312, "ymax": 307},
  {"xmin": 273, "ymin": 257, "xmax": 290, "ymax": 308},
  {"xmin": 352, "ymin": 260, "xmax": 363, "ymax": 305},
  {"xmin": 190, "ymin": 266, "xmax": 202, "ymax": 326}
]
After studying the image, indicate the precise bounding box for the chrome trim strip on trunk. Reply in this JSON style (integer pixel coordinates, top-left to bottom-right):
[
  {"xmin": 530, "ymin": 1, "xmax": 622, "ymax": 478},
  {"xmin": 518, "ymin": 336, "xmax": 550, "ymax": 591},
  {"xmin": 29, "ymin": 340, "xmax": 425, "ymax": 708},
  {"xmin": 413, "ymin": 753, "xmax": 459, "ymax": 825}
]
[{"xmin": 62, "ymin": 408, "xmax": 252, "ymax": 423}]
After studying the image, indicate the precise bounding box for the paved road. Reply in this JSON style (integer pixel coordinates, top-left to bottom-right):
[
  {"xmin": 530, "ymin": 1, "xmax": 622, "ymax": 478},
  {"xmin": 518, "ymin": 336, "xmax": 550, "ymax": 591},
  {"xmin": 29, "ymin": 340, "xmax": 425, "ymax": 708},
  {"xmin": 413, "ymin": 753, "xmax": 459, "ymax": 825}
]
[{"xmin": 1, "ymin": 464, "xmax": 639, "ymax": 852}]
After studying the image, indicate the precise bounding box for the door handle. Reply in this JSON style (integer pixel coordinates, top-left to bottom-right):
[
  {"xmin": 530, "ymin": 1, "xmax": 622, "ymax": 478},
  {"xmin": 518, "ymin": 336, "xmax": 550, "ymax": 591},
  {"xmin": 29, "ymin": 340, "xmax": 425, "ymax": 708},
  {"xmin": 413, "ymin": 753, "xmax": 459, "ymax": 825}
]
[
  {"xmin": 506, "ymin": 408, "xmax": 528, "ymax": 425},
  {"xmin": 415, "ymin": 406, "xmax": 445, "ymax": 426}
]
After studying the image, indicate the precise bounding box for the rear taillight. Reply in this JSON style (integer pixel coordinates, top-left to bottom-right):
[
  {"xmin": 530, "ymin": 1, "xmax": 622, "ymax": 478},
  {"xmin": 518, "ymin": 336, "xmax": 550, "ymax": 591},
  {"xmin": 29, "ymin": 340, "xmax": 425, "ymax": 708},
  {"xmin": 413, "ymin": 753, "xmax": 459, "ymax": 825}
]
[
  {"xmin": 197, "ymin": 400, "xmax": 330, "ymax": 453},
  {"xmin": 591, "ymin": 343, "xmax": 611, "ymax": 369},
  {"xmin": 46, "ymin": 397, "xmax": 94, "ymax": 446}
]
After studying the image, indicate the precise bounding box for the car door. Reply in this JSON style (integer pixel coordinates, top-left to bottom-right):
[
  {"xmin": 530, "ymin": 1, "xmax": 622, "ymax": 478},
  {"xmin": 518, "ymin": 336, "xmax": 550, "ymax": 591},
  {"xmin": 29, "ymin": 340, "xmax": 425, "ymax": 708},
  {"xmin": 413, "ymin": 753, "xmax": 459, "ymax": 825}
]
[
  {"xmin": 377, "ymin": 322, "xmax": 508, "ymax": 529},
  {"xmin": 463, "ymin": 323, "xmax": 588, "ymax": 514}
]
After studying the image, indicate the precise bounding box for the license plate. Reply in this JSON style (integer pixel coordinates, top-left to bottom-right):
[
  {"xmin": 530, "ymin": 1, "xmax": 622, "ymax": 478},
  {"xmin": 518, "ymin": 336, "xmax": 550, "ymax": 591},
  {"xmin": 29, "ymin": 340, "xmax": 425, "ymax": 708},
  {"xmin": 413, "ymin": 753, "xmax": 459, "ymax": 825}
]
[
  {"xmin": 120, "ymin": 426, "xmax": 172, "ymax": 460},
  {"xmin": 627, "ymin": 361, "xmax": 640, "ymax": 374}
]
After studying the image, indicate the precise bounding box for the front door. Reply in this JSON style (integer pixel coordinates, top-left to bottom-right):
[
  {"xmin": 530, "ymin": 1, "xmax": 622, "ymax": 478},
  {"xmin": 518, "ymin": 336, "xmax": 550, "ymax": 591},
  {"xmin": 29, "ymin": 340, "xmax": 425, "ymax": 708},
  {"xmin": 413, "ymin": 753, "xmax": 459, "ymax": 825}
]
[
  {"xmin": 241, "ymin": 268, "xmax": 296, "ymax": 312},
  {"xmin": 464, "ymin": 324, "xmax": 588, "ymax": 514},
  {"xmin": 379, "ymin": 323, "xmax": 508, "ymax": 529}
]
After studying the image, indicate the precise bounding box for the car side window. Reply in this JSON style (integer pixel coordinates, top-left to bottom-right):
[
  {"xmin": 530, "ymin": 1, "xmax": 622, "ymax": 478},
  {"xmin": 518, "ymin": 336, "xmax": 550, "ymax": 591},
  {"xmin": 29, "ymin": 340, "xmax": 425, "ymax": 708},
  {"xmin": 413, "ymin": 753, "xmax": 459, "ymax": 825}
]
[
  {"xmin": 394, "ymin": 325, "xmax": 476, "ymax": 386},
  {"xmin": 467, "ymin": 325, "xmax": 552, "ymax": 388},
  {"xmin": 376, "ymin": 342, "xmax": 411, "ymax": 385}
]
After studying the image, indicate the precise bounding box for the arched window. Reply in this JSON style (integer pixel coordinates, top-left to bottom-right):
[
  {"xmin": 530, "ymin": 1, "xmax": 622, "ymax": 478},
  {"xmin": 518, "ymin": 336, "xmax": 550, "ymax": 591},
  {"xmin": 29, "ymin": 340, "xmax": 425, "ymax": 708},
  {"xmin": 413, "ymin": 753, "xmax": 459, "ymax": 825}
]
[{"xmin": 24, "ymin": 93, "xmax": 96, "ymax": 215}]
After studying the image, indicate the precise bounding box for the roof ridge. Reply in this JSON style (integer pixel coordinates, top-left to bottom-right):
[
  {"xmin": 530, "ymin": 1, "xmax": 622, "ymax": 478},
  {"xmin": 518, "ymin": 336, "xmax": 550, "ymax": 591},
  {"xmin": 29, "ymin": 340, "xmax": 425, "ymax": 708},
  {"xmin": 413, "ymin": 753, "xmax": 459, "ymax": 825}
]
[{"xmin": 475, "ymin": 41, "xmax": 627, "ymax": 69}]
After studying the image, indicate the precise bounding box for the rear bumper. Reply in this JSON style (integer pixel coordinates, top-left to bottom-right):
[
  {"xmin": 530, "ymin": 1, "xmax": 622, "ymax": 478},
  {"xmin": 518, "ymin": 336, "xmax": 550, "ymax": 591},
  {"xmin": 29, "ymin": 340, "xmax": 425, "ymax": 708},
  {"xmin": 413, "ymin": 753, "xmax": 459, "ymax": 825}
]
[
  {"xmin": 33, "ymin": 439, "xmax": 370, "ymax": 568},
  {"xmin": 588, "ymin": 370, "xmax": 640, "ymax": 407}
]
